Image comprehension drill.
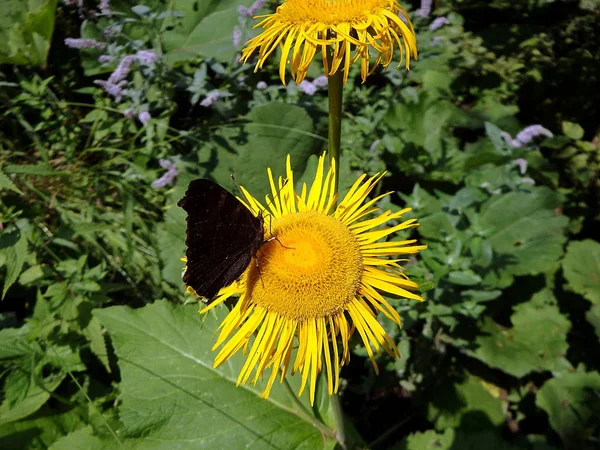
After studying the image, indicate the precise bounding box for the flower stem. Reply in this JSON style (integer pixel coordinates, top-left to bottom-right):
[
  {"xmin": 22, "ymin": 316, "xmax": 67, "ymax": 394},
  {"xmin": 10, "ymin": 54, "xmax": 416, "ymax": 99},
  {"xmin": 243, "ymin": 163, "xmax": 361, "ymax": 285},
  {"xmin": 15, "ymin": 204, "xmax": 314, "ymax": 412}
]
[
  {"xmin": 327, "ymin": 70, "xmax": 344, "ymax": 195},
  {"xmin": 330, "ymin": 392, "xmax": 347, "ymax": 449},
  {"xmin": 283, "ymin": 378, "xmax": 334, "ymax": 439}
]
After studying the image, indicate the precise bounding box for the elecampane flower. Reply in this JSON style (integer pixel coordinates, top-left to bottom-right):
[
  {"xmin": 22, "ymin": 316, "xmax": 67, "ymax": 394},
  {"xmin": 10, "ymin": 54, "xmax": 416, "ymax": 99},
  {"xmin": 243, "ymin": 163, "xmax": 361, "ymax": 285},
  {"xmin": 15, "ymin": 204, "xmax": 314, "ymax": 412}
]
[
  {"xmin": 188, "ymin": 154, "xmax": 426, "ymax": 405},
  {"xmin": 240, "ymin": 0, "xmax": 418, "ymax": 84}
]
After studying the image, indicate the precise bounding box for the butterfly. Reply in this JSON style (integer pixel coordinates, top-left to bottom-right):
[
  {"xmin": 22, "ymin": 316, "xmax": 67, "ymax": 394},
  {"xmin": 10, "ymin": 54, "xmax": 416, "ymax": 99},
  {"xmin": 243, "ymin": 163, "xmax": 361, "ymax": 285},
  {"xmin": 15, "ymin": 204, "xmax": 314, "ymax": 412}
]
[{"xmin": 178, "ymin": 179, "xmax": 265, "ymax": 302}]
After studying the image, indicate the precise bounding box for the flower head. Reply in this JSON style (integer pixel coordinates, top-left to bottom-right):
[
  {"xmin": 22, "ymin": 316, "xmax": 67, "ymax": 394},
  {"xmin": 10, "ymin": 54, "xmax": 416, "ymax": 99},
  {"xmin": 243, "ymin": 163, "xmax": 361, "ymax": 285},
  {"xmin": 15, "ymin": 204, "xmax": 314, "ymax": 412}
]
[
  {"xmin": 187, "ymin": 153, "xmax": 426, "ymax": 404},
  {"xmin": 240, "ymin": 0, "xmax": 418, "ymax": 84}
]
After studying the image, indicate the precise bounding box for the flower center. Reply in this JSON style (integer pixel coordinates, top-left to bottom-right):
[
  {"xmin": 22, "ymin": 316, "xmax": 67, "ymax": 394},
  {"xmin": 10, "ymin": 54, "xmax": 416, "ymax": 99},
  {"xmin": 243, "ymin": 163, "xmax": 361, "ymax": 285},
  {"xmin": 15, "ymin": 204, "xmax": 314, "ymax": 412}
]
[
  {"xmin": 279, "ymin": 0, "xmax": 390, "ymax": 24},
  {"xmin": 245, "ymin": 211, "xmax": 363, "ymax": 320}
]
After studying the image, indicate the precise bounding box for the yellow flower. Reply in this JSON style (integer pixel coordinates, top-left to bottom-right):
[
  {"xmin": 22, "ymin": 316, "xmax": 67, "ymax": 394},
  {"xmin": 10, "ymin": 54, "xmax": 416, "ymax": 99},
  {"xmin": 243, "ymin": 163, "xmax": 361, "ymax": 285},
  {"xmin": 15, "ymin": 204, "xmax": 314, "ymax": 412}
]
[
  {"xmin": 240, "ymin": 0, "xmax": 418, "ymax": 84},
  {"xmin": 193, "ymin": 153, "xmax": 426, "ymax": 405}
]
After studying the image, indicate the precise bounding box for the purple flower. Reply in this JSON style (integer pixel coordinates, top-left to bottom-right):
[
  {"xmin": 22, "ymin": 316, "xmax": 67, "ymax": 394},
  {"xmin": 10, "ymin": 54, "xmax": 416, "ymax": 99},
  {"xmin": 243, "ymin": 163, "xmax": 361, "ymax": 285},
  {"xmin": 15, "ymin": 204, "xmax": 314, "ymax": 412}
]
[
  {"xmin": 256, "ymin": 81, "xmax": 268, "ymax": 90},
  {"xmin": 135, "ymin": 50, "xmax": 158, "ymax": 65},
  {"xmin": 123, "ymin": 108, "xmax": 135, "ymax": 119},
  {"xmin": 511, "ymin": 125, "xmax": 553, "ymax": 148},
  {"xmin": 233, "ymin": 28, "xmax": 243, "ymax": 48},
  {"xmin": 298, "ymin": 80, "xmax": 317, "ymax": 95},
  {"xmin": 312, "ymin": 75, "xmax": 329, "ymax": 88},
  {"xmin": 200, "ymin": 90, "xmax": 222, "ymax": 107},
  {"xmin": 94, "ymin": 79, "xmax": 127, "ymax": 101},
  {"xmin": 64, "ymin": 38, "xmax": 107, "ymax": 50},
  {"xmin": 99, "ymin": 0, "xmax": 112, "ymax": 15},
  {"xmin": 239, "ymin": 0, "xmax": 267, "ymax": 16},
  {"xmin": 429, "ymin": 17, "xmax": 449, "ymax": 31},
  {"xmin": 138, "ymin": 111, "xmax": 151, "ymax": 126},
  {"xmin": 520, "ymin": 177, "xmax": 536, "ymax": 185},
  {"xmin": 248, "ymin": 0, "xmax": 267, "ymax": 15},
  {"xmin": 64, "ymin": 0, "xmax": 83, "ymax": 7},
  {"xmin": 98, "ymin": 55, "xmax": 112, "ymax": 64},
  {"xmin": 415, "ymin": 0, "xmax": 432, "ymax": 17},
  {"xmin": 108, "ymin": 55, "xmax": 136, "ymax": 84},
  {"xmin": 514, "ymin": 158, "xmax": 528, "ymax": 174},
  {"xmin": 152, "ymin": 159, "xmax": 178, "ymax": 188}
]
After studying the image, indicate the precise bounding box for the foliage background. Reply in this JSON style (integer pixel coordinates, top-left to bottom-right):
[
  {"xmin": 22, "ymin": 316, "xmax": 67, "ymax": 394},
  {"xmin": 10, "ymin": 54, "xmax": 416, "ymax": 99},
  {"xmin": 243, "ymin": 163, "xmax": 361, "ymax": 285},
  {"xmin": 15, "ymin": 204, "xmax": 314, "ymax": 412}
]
[{"xmin": 1, "ymin": 0, "xmax": 599, "ymax": 449}]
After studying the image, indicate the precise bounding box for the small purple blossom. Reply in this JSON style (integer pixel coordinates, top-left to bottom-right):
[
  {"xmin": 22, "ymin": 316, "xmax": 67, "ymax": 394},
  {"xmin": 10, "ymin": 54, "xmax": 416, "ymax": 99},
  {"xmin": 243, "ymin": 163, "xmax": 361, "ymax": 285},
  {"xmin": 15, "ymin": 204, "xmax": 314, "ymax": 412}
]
[
  {"xmin": 233, "ymin": 28, "xmax": 243, "ymax": 48},
  {"xmin": 239, "ymin": 0, "xmax": 267, "ymax": 17},
  {"xmin": 429, "ymin": 17, "xmax": 450, "ymax": 31},
  {"xmin": 256, "ymin": 81, "xmax": 268, "ymax": 90},
  {"xmin": 511, "ymin": 125, "xmax": 554, "ymax": 148},
  {"xmin": 152, "ymin": 159, "xmax": 179, "ymax": 189},
  {"xmin": 138, "ymin": 111, "xmax": 151, "ymax": 126},
  {"xmin": 312, "ymin": 75, "xmax": 329, "ymax": 88},
  {"xmin": 415, "ymin": 0, "xmax": 432, "ymax": 17},
  {"xmin": 64, "ymin": 0, "xmax": 83, "ymax": 7},
  {"xmin": 514, "ymin": 158, "xmax": 528, "ymax": 174},
  {"xmin": 298, "ymin": 80, "xmax": 317, "ymax": 96},
  {"xmin": 123, "ymin": 108, "xmax": 135, "ymax": 119},
  {"xmin": 64, "ymin": 38, "xmax": 107, "ymax": 50},
  {"xmin": 369, "ymin": 140, "xmax": 381, "ymax": 152},
  {"xmin": 200, "ymin": 90, "xmax": 222, "ymax": 107},
  {"xmin": 520, "ymin": 177, "xmax": 536, "ymax": 185},
  {"xmin": 98, "ymin": 55, "xmax": 112, "ymax": 64},
  {"xmin": 135, "ymin": 50, "xmax": 158, "ymax": 65},
  {"xmin": 94, "ymin": 79, "xmax": 127, "ymax": 101},
  {"xmin": 108, "ymin": 55, "xmax": 136, "ymax": 84},
  {"xmin": 99, "ymin": 0, "xmax": 112, "ymax": 15}
]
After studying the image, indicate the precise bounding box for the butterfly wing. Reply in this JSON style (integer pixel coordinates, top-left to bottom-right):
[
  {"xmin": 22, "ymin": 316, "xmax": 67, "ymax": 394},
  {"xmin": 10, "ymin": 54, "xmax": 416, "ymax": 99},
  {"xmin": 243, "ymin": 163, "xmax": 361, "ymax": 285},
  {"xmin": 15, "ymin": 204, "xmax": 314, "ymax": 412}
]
[{"xmin": 178, "ymin": 179, "xmax": 264, "ymax": 300}]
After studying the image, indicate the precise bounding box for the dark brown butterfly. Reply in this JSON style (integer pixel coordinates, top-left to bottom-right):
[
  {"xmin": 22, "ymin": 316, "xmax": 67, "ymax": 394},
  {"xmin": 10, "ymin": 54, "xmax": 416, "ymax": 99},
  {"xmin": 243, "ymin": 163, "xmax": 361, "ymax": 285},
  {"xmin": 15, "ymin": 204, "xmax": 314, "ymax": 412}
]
[{"xmin": 178, "ymin": 179, "xmax": 265, "ymax": 301}]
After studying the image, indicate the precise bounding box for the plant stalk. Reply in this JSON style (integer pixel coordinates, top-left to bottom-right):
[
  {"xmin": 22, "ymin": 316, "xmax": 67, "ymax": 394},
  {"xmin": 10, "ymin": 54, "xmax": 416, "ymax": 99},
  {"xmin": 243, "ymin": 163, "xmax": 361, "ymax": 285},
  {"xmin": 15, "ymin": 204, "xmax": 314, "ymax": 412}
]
[
  {"xmin": 327, "ymin": 70, "xmax": 344, "ymax": 195},
  {"xmin": 283, "ymin": 378, "xmax": 335, "ymax": 438}
]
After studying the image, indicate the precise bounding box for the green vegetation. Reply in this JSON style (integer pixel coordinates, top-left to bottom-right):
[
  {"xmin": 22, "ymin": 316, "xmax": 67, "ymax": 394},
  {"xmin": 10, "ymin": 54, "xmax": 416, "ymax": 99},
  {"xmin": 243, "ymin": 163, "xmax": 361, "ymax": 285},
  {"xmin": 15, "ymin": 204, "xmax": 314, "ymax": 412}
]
[{"xmin": 1, "ymin": 0, "xmax": 599, "ymax": 449}]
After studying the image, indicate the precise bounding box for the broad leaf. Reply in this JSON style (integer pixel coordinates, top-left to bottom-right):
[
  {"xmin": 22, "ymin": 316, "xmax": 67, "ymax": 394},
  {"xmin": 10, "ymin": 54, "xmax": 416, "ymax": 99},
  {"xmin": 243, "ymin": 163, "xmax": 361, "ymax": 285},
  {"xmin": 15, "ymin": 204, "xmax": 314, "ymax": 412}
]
[
  {"xmin": 94, "ymin": 301, "xmax": 336, "ymax": 449},
  {"xmin": 0, "ymin": 0, "xmax": 57, "ymax": 67},
  {"xmin": 197, "ymin": 102, "xmax": 317, "ymax": 196},
  {"xmin": 562, "ymin": 240, "xmax": 600, "ymax": 305},
  {"xmin": 426, "ymin": 374, "xmax": 505, "ymax": 431},
  {"xmin": 480, "ymin": 187, "xmax": 568, "ymax": 277},
  {"xmin": 0, "ymin": 228, "xmax": 28, "ymax": 298},
  {"xmin": 536, "ymin": 371, "xmax": 600, "ymax": 448},
  {"xmin": 472, "ymin": 291, "xmax": 571, "ymax": 377},
  {"xmin": 162, "ymin": 0, "xmax": 254, "ymax": 64}
]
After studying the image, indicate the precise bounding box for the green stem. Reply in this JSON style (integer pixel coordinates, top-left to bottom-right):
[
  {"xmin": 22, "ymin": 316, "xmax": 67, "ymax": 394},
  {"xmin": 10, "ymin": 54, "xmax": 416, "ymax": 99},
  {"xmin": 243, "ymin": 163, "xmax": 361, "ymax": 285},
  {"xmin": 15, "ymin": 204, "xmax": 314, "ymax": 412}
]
[
  {"xmin": 330, "ymin": 392, "xmax": 347, "ymax": 449},
  {"xmin": 283, "ymin": 378, "xmax": 335, "ymax": 439},
  {"xmin": 327, "ymin": 70, "xmax": 344, "ymax": 195}
]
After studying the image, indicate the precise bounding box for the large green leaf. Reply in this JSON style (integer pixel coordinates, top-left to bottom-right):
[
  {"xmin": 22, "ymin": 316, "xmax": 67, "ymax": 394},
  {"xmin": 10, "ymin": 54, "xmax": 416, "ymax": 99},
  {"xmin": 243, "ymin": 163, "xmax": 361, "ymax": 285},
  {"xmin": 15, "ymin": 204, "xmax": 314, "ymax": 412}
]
[
  {"xmin": 0, "ymin": 0, "xmax": 57, "ymax": 67},
  {"xmin": 472, "ymin": 291, "xmax": 571, "ymax": 378},
  {"xmin": 0, "ymin": 228, "xmax": 28, "ymax": 299},
  {"xmin": 480, "ymin": 187, "xmax": 568, "ymax": 277},
  {"xmin": 197, "ymin": 102, "xmax": 318, "ymax": 196},
  {"xmin": 162, "ymin": 0, "xmax": 253, "ymax": 64},
  {"xmin": 536, "ymin": 371, "xmax": 600, "ymax": 448},
  {"xmin": 94, "ymin": 301, "xmax": 336, "ymax": 449},
  {"xmin": 426, "ymin": 374, "xmax": 505, "ymax": 431},
  {"xmin": 562, "ymin": 240, "xmax": 600, "ymax": 305}
]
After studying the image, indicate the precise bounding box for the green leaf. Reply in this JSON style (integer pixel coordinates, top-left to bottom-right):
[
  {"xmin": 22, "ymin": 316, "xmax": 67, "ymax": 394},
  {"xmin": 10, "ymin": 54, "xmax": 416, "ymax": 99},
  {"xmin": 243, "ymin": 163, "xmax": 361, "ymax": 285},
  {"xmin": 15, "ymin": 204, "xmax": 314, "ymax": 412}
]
[
  {"xmin": 0, "ymin": 228, "xmax": 28, "ymax": 299},
  {"xmin": 0, "ymin": 170, "xmax": 22, "ymax": 193},
  {"xmin": 536, "ymin": 371, "xmax": 600, "ymax": 447},
  {"xmin": 562, "ymin": 240, "xmax": 600, "ymax": 305},
  {"xmin": 426, "ymin": 374, "xmax": 505, "ymax": 431},
  {"xmin": 561, "ymin": 121, "xmax": 584, "ymax": 140},
  {"xmin": 586, "ymin": 305, "xmax": 600, "ymax": 341},
  {"xmin": 485, "ymin": 122, "xmax": 510, "ymax": 153},
  {"xmin": 480, "ymin": 187, "xmax": 568, "ymax": 277},
  {"xmin": 2, "ymin": 163, "xmax": 67, "ymax": 176},
  {"xmin": 0, "ymin": 406, "xmax": 87, "ymax": 449},
  {"xmin": 0, "ymin": 373, "xmax": 65, "ymax": 426},
  {"xmin": 197, "ymin": 102, "xmax": 317, "ymax": 196},
  {"xmin": 396, "ymin": 429, "xmax": 454, "ymax": 449},
  {"xmin": 472, "ymin": 291, "xmax": 571, "ymax": 377},
  {"xmin": 48, "ymin": 426, "xmax": 114, "ymax": 450},
  {"xmin": 0, "ymin": 0, "xmax": 57, "ymax": 68},
  {"xmin": 94, "ymin": 301, "xmax": 336, "ymax": 449},
  {"xmin": 162, "ymin": 0, "xmax": 253, "ymax": 64},
  {"xmin": 84, "ymin": 317, "xmax": 111, "ymax": 374}
]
